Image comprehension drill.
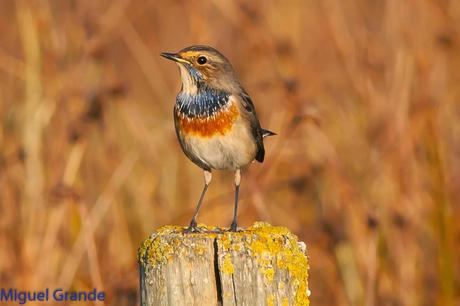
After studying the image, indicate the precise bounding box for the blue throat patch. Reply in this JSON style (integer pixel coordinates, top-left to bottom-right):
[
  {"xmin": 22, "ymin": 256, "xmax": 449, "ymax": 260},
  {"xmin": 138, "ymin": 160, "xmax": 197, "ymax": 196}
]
[{"xmin": 176, "ymin": 87, "xmax": 230, "ymax": 118}]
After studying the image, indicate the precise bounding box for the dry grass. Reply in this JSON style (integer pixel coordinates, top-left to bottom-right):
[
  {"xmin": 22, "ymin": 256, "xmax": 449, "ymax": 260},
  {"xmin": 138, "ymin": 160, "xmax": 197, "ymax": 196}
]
[{"xmin": 1, "ymin": 1, "xmax": 459, "ymax": 305}]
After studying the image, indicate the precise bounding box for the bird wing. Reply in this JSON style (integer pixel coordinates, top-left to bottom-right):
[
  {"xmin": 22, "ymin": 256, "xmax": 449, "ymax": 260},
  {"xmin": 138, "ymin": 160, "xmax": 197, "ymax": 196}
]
[{"xmin": 237, "ymin": 90, "xmax": 266, "ymax": 163}]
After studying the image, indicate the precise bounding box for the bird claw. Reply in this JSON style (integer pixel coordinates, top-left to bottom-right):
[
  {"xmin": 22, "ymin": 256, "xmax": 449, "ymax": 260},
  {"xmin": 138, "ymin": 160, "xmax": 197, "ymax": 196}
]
[
  {"xmin": 183, "ymin": 225, "xmax": 204, "ymax": 233},
  {"xmin": 228, "ymin": 222, "xmax": 240, "ymax": 232},
  {"xmin": 183, "ymin": 219, "xmax": 204, "ymax": 233}
]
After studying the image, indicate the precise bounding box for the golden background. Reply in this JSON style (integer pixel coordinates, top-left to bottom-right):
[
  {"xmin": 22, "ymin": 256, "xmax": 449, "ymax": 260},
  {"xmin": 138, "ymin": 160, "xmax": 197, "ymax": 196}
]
[{"xmin": 1, "ymin": 1, "xmax": 459, "ymax": 305}]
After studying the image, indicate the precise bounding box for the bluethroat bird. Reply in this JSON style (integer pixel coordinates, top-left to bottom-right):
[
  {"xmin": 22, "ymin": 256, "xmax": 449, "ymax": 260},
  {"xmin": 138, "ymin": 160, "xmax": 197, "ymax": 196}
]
[{"xmin": 161, "ymin": 45, "xmax": 275, "ymax": 232}]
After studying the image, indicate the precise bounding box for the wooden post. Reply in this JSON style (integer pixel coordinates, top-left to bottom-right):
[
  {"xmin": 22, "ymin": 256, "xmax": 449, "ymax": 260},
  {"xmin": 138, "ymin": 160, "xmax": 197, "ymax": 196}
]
[{"xmin": 138, "ymin": 222, "xmax": 310, "ymax": 306}]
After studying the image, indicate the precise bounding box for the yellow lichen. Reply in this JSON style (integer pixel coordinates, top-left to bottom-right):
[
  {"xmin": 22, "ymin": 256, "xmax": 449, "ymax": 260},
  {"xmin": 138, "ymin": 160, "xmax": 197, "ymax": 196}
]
[
  {"xmin": 193, "ymin": 240, "xmax": 208, "ymax": 255},
  {"xmin": 137, "ymin": 224, "xmax": 219, "ymax": 267},
  {"xmin": 138, "ymin": 222, "xmax": 309, "ymax": 305},
  {"xmin": 220, "ymin": 233, "xmax": 232, "ymax": 250},
  {"xmin": 147, "ymin": 235, "xmax": 177, "ymax": 265},
  {"xmin": 137, "ymin": 236, "xmax": 152, "ymax": 264},
  {"xmin": 282, "ymin": 297, "xmax": 289, "ymax": 306},
  {"xmin": 246, "ymin": 222, "xmax": 309, "ymax": 305},
  {"xmin": 222, "ymin": 253, "xmax": 234, "ymax": 274},
  {"xmin": 267, "ymin": 295, "xmax": 275, "ymax": 306},
  {"xmin": 264, "ymin": 267, "xmax": 275, "ymax": 282},
  {"xmin": 213, "ymin": 222, "xmax": 309, "ymax": 304}
]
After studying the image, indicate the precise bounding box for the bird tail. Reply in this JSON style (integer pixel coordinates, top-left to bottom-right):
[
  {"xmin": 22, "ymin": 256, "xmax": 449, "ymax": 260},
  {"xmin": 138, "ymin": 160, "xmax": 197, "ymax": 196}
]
[{"xmin": 262, "ymin": 129, "xmax": 277, "ymax": 138}]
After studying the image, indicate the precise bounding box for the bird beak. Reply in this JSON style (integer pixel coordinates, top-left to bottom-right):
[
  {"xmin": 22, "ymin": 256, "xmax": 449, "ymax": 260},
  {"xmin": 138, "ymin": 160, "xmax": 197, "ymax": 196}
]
[{"xmin": 160, "ymin": 52, "xmax": 189, "ymax": 64}]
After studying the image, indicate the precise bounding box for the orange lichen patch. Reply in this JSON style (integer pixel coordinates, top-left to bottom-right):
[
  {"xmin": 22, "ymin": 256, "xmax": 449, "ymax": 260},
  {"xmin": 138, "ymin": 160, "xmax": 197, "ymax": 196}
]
[{"xmin": 178, "ymin": 103, "xmax": 239, "ymax": 137}]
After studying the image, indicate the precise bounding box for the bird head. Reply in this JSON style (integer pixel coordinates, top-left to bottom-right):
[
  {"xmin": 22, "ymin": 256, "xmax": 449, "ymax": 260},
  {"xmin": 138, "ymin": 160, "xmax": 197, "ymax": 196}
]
[{"xmin": 161, "ymin": 45, "xmax": 239, "ymax": 94}]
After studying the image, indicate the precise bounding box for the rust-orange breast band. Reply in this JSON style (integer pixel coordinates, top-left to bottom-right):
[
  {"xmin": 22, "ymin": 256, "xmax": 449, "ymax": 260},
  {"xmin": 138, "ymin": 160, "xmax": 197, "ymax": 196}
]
[{"xmin": 178, "ymin": 103, "xmax": 239, "ymax": 137}]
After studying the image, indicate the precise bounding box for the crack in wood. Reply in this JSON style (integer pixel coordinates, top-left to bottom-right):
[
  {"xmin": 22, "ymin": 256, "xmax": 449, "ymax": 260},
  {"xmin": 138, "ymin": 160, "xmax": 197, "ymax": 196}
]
[
  {"xmin": 213, "ymin": 238, "xmax": 224, "ymax": 304},
  {"xmin": 231, "ymin": 273, "xmax": 238, "ymax": 306}
]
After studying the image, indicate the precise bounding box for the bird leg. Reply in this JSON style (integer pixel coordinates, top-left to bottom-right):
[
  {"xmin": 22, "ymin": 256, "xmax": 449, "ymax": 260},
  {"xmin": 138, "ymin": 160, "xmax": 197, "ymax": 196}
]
[
  {"xmin": 185, "ymin": 170, "xmax": 212, "ymax": 233},
  {"xmin": 229, "ymin": 169, "xmax": 241, "ymax": 232}
]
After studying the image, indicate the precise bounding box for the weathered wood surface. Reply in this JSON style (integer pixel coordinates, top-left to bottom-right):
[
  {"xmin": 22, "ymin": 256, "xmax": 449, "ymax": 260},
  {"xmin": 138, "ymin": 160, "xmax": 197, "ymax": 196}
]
[{"xmin": 138, "ymin": 222, "xmax": 310, "ymax": 306}]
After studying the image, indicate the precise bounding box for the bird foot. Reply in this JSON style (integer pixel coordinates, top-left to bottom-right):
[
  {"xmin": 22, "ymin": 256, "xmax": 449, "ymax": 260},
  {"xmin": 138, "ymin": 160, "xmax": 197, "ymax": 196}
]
[
  {"xmin": 183, "ymin": 225, "xmax": 204, "ymax": 233},
  {"xmin": 228, "ymin": 222, "xmax": 240, "ymax": 232},
  {"xmin": 183, "ymin": 220, "xmax": 204, "ymax": 233}
]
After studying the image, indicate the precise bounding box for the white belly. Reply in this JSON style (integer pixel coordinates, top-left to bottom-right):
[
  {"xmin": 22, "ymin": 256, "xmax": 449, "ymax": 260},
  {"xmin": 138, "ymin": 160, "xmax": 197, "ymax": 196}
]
[{"xmin": 182, "ymin": 120, "xmax": 257, "ymax": 170}]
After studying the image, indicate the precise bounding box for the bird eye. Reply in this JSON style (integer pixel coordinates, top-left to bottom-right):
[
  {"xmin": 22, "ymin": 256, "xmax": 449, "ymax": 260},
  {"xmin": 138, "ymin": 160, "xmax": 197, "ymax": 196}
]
[{"xmin": 197, "ymin": 56, "xmax": 207, "ymax": 65}]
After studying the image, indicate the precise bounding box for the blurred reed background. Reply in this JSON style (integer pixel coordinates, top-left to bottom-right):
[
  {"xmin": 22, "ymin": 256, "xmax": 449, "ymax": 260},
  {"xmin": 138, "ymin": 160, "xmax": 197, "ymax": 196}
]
[{"xmin": 0, "ymin": 0, "xmax": 459, "ymax": 305}]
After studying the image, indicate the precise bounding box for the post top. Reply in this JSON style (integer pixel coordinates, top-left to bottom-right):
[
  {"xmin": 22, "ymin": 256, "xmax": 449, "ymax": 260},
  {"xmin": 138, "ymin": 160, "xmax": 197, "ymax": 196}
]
[{"xmin": 138, "ymin": 222, "xmax": 310, "ymax": 305}]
